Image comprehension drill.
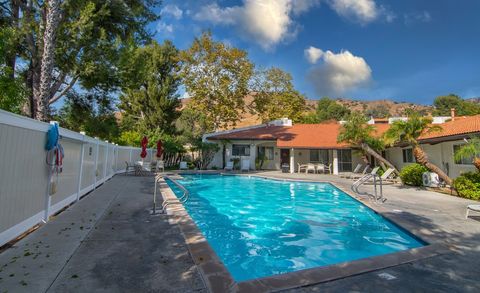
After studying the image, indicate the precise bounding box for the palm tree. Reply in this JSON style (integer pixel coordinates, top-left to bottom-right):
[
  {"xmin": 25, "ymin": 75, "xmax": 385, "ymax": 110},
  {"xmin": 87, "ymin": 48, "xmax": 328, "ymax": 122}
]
[
  {"xmin": 454, "ymin": 136, "xmax": 480, "ymax": 171},
  {"xmin": 384, "ymin": 113, "xmax": 453, "ymax": 186},
  {"xmin": 338, "ymin": 112, "xmax": 399, "ymax": 174}
]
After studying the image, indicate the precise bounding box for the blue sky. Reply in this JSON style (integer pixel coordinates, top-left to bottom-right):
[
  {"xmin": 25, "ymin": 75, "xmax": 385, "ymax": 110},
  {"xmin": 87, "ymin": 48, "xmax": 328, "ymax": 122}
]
[{"xmin": 153, "ymin": 0, "xmax": 480, "ymax": 104}]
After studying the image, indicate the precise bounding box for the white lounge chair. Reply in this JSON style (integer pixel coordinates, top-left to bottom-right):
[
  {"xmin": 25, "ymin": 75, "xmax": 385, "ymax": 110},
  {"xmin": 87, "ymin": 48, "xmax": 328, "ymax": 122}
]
[
  {"xmin": 340, "ymin": 164, "xmax": 363, "ymax": 178},
  {"xmin": 306, "ymin": 163, "xmax": 316, "ymax": 174},
  {"xmin": 466, "ymin": 205, "xmax": 480, "ymax": 219},
  {"xmin": 241, "ymin": 159, "xmax": 250, "ymax": 172},
  {"xmin": 365, "ymin": 168, "xmax": 396, "ymax": 184},
  {"xmin": 350, "ymin": 165, "xmax": 375, "ymax": 179},
  {"xmin": 179, "ymin": 161, "xmax": 188, "ymax": 170},
  {"xmin": 224, "ymin": 161, "xmax": 234, "ymax": 171}
]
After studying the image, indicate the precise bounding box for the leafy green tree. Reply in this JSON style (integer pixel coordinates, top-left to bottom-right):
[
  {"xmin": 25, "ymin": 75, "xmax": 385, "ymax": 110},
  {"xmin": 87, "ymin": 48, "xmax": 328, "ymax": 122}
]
[
  {"xmin": 299, "ymin": 112, "xmax": 321, "ymax": 123},
  {"xmin": 384, "ymin": 113, "xmax": 452, "ymax": 185},
  {"xmin": 433, "ymin": 94, "xmax": 480, "ymax": 116},
  {"xmin": 454, "ymin": 136, "xmax": 480, "ymax": 171},
  {"xmin": 176, "ymin": 106, "xmax": 210, "ymax": 144},
  {"xmin": 0, "ymin": 27, "xmax": 25, "ymax": 113},
  {"xmin": 250, "ymin": 67, "xmax": 306, "ymax": 122},
  {"xmin": 119, "ymin": 41, "xmax": 181, "ymax": 134},
  {"xmin": 180, "ymin": 32, "xmax": 254, "ymax": 131},
  {"xmin": 56, "ymin": 91, "xmax": 119, "ymax": 142},
  {"xmin": 2, "ymin": 0, "xmax": 160, "ymax": 120},
  {"xmin": 338, "ymin": 112, "xmax": 398, "ymax": 174},
  {"xmin": 316, "ymin": 97, "xmax": 351, "ymax": 122}
]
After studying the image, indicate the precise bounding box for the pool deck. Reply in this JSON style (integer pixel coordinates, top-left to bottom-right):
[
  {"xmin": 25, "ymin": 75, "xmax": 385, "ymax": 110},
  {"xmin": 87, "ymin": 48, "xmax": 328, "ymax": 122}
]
[{"xmin": 0, "ymin": 171, "xmax": 479, "ymax": 292}]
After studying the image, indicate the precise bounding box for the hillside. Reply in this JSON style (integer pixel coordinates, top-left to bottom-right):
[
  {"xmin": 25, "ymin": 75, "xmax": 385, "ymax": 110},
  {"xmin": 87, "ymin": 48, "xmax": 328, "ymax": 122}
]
[{"xmin": 181, "ymin": 96, "xmax": 433, "ymax": 129}]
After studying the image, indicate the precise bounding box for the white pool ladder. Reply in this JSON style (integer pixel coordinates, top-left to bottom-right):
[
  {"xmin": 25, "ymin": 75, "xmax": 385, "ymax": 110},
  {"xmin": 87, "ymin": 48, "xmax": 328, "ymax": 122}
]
[
  {"xmin": 351, "ymin": 173, "xmax": 386, "ymax": 203},
  {"xmin": 152, "ymin": 174, "xmax": 190, "ymax": 214}
]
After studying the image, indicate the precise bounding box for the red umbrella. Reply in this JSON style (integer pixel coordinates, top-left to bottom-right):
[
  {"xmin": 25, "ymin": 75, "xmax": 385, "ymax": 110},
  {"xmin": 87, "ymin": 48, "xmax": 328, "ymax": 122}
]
[
  {"xmin": 156, "ymin": 140, "xmax": 163, "ymax": 158},
  {"xmin": 140, "ymin": 136, "xmax": 148, "ymax": 159}
]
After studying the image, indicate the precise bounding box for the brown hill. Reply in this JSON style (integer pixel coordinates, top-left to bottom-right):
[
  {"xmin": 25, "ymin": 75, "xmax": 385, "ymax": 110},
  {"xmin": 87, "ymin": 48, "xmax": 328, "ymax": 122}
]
[{"xmin": 181, "ymin": 96, "xmax": 433, "ymax": 129}]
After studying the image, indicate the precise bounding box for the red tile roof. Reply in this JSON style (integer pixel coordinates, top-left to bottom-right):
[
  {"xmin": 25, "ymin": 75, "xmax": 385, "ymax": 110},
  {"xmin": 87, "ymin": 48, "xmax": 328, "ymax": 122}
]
[
  {"xmin": 207, "ymin": 115, "xmax": 480, "ymax": 148},
  {"xmin": 419, "ymin": 115, "xmax": 480, "ymax": 140}
]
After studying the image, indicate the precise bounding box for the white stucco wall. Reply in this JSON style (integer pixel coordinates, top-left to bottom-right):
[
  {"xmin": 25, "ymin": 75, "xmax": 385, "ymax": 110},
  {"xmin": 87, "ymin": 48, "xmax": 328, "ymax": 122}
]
[{"xmin": 385, "ymin": 140, "xmax": 476, "ymax": 179}]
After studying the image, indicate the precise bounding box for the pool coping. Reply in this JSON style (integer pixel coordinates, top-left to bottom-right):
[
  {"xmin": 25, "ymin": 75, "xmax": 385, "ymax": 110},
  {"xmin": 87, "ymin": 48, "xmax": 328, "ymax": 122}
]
[{"xmin": 158, "ymin": 173, "xmax": 453, "ymax": 293}]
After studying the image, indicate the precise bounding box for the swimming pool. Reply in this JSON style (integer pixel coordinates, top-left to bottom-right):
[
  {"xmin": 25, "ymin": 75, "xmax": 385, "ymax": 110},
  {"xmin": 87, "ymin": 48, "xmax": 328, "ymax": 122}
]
[{"xmin": 166, "ymin": 174, "xmax": 425, "ymax": 282}]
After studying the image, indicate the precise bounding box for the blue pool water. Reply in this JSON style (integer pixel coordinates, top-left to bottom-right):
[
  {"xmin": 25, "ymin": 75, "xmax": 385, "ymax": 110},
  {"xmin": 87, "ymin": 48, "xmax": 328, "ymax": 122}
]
[{"xmin": 167, "ymin": 174, "xmax": 424, "ymax": 282}]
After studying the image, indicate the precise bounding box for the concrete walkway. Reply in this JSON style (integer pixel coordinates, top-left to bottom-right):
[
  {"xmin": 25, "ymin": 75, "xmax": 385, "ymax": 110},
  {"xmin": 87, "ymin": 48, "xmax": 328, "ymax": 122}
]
[
  {"xmin": 1, "ymin": 171, "xmax": 480, "ymax": 292},
  {"xmin": 0, "ymin": 175, "xmax": 205, "ymax": 293}
]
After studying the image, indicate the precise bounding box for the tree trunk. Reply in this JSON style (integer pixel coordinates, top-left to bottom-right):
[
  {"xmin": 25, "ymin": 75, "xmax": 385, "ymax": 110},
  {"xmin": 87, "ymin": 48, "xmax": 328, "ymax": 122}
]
[
  {"xmin": 35, "ymin": 0, "xmax": 61, "ymax": 121},
  {"xmin": 474, "ymin": 157, "xmax": 480, "ymax": 172},
  {"xmin": 413, "ymin": 145, "xmax": 453, "ymax": 186},
  {"xmin": 360, "ymin": 142, "xmax": 399, "ymax": 175}
]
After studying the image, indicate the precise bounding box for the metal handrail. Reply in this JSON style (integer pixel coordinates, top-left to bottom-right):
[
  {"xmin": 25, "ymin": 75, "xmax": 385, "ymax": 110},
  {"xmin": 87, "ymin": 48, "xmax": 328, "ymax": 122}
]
[
  {"xmin": 351, "ymin": 173, "xmax": 385, "ymax": 203},
  {"xmin": 152, "ymin": 175, "xmax": 190, "ymax": 214}
]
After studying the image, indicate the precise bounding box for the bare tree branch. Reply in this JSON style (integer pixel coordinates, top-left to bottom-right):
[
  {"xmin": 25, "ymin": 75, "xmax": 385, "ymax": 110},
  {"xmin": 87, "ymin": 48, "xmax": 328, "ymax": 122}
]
[{"xmin": 48, "ymin": 75, "xmax": 78, "ymax": 105}]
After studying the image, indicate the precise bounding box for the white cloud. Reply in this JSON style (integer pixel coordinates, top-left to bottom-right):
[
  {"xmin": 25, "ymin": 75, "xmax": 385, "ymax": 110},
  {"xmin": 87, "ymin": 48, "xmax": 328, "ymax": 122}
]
[
  {"xmin": 194, "ymin": 0, "xmax": 320, "ymax": 50},
  {"xmin": 306, "ymin": 48, "xmax": 372, "ymax": 95},
  {"xmin": 328, "ymin": 0, "xmax": 377, "ymax": 23},
  {"xmin": 156, "ymin": 22, "xmax": 174, "ymax": 34},
  {"xmin": 304, "ymin": 46, "xmax": 324, "ymax": 64},
  {"xmin": 404, "ymin": 11, "xmax": 432, "ymax": 25},
  {"xmin": 328, "ymin": 0, "xmax": 393, "ymax": 24},
  {"xmin": 161, "ymin": 4, "xmax": 183, "ymax": 20}
]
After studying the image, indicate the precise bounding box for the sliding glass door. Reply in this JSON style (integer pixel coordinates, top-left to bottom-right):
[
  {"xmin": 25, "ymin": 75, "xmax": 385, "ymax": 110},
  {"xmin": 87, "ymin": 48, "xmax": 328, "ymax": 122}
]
[{"xmin": 338, "ymin": 149, "xmax": 352, "ymax": 172}]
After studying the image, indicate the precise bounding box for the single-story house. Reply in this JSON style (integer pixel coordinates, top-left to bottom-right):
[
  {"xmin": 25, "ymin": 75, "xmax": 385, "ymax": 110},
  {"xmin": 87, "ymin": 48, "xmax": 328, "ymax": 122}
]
[{"xmin": 203, "ymin": 113, "xmax": 480, "ymax": 178}]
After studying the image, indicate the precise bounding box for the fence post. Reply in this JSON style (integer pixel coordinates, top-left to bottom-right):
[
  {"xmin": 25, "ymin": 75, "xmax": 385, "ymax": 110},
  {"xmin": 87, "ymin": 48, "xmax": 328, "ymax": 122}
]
[
  {"xmin": 103, "ymin": 141, "xmax": 109, "ymax": 181},
  {"xmin": 76, "ymin": 132, "xmax": 86, "ymax": 202},
  {"xmin": 93, "ymin": 138, "xmax": 99, "ymax": 190}
]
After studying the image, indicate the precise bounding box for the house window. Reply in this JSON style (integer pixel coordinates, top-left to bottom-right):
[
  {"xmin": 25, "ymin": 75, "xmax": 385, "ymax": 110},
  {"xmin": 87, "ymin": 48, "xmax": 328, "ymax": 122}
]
[
  {"xmin": 258, "ymin": 146, "xmax": 274, "ymax": 160},
  {"xmin": 453, "ymin": 145, "xmax": 473, "ymax": 165},
  {"xmin": 310, "ymin": 150, "xmax": 319, "ymax": 162},
  {"xmin": 232, "ymin": 144, "xmax": 250, "ymax": 156},
  {"xmin": 402, "ymin": 148, "xmax": 415, "ymax": 163},
  {"xmin": 310, "ymin": 150, "xmax": 329, "ymax": 163}
]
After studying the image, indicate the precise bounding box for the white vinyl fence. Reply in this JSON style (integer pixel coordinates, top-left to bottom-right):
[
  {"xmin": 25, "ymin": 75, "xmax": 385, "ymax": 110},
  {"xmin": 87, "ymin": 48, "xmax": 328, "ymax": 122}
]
[{"xmin": 0, "ymin": 109, "xmax": 154, "ymax": 246}]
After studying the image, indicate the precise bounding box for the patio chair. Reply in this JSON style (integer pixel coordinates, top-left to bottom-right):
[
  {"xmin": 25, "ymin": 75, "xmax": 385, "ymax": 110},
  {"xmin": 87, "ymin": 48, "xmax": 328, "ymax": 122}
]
[
  {"xmin": 179, "ymin": 161, "xmax": 188, "ymax": 170},
  {"xmin": 125, "ymin": 161, "xmax": 135, "ymax": 175},
  {"xmin": 297, "ymin": 163, "xmax": 307, "ymax": 173},
  {"xmin": 156, "ymin": 160, "xmax": 165, "ymax": 173},
  {"xmin": 224, "ymin": 161, "xmax": 234, "ymax": 171},
  {"xmin": 352, "ymin": 166, "xmax": 379, "ymax": 180},
  {"xmin": 315, "ymin": 163, "xmax": 325, "ymax": 173},
  {"xmin": 134, "ymin": 163, "xmax": 148, "ymax": 176},
  {"xmin": 241, "ymin": 159, "xmax": 250, "ymax": 172},
  {"xmin": 324, "ymin": 163, "xmax": 332, "ymax": 174},
  {"xmin": 466, "ymin": 205, "xmax": 480, "ymax": 219},
  {"xmin": 306, "ymin": 163, "xmax": 316, "ymax": 174}
]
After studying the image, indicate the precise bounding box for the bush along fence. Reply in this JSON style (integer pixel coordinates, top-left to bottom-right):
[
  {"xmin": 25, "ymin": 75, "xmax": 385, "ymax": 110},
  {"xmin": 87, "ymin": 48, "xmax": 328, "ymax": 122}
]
[{"xmin": 0, "ymin": 109, "xmax": 155, "ymax": 247}]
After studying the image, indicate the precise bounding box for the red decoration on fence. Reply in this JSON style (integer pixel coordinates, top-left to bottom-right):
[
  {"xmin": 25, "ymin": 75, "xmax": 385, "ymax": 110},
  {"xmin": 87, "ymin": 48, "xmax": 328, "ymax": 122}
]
[
  {"xmin": 140, "ymin": 136, "xmax": 148, "ymax": 159},
  {"xmin": 156, "ymin": 140, "xmax": 163, "ymax": 158}
]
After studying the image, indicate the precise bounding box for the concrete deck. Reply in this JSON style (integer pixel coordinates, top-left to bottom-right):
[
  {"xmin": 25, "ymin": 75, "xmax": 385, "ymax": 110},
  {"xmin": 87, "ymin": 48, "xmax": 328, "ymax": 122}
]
[{"xmin": 0, "ymin": 171, "xmax": 479, "ymax": 292}]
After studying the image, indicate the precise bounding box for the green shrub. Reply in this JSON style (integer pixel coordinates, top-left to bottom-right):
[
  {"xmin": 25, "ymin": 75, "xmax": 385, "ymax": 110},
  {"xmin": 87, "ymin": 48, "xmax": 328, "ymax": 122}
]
[
  {"xmin": 454, "ymin": 172, "xmax": 480, "ymax": 200},
  {"xmin": 399, "ymin": 164, "xmax": 429, "ymax": 186}
]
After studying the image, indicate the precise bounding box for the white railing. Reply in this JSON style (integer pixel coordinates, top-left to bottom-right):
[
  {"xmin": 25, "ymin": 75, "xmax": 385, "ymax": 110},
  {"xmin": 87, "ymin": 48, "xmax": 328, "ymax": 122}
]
[{"xmin": 0, "ymin": 109, "xmax": 155, "ymax": 246}]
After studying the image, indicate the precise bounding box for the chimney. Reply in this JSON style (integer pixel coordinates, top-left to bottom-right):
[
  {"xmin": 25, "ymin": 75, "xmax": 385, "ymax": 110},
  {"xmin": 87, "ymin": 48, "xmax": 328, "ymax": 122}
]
[{"xmin": 450, "ymin": 108, "xmax": 456, "ymax": 121}]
